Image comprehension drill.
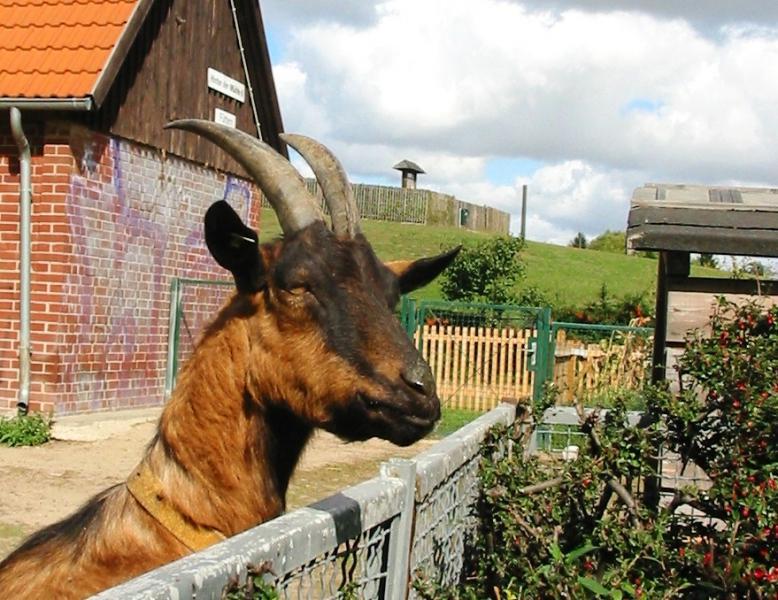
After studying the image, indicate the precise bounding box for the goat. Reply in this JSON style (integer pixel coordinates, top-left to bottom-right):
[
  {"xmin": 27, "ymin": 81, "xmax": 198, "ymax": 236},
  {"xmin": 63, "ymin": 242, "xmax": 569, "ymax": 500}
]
[{"xmin": 0, "ymin": 120, "xmax": 459, "ymax": 599}]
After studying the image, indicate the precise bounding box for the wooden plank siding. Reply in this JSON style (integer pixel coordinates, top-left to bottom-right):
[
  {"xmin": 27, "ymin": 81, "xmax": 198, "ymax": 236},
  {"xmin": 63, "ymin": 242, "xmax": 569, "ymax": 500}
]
[{"xmin": 91, "ymin": 0, "xmax": 283, "ymax": 174}]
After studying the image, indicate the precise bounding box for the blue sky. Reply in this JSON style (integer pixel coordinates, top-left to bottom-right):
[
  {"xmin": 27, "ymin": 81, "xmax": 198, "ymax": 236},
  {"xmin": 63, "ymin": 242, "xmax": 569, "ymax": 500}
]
[{"xmin": 259, "ymin": 1, "xmax": 778, "ymax": 247}]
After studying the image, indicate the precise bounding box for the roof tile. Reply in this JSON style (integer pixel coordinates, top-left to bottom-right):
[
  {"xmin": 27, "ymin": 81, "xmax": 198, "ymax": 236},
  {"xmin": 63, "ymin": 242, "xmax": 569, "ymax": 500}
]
[{"xmin": 0, "ymin": 0, "xmax": 139, "ymax": 99}]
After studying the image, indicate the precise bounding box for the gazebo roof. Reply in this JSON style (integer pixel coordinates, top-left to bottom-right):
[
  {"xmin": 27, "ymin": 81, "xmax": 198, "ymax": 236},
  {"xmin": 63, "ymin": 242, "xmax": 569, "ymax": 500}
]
[
  {"xmin": 393, "ymin": 159, "xmax": 425, "ymax": 174},
  {"xmin": 627, "ymin": 183, "xmax": 778, "ymax": 258}
]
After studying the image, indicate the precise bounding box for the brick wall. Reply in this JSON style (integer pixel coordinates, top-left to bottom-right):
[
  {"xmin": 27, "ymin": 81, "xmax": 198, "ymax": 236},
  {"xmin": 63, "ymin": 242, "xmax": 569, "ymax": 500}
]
[{"xmin": 0, "ymin": 120, "xmax": 261, "ymax": 414}]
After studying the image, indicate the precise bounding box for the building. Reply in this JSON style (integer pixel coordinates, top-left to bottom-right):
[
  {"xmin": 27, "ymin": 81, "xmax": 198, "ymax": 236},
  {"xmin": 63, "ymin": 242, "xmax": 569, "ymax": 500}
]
[{"xmin": 0, "ymin": 0, "xmax": 283, "ymax": 414}]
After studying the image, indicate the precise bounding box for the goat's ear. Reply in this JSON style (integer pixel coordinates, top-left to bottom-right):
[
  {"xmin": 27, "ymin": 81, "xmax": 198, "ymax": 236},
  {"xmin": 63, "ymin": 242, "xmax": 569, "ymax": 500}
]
[
  {"xmin": 385, "ymin": 246, "xmax": 461, "ymax": 294},
  {"xmin": 204, "ymin": 200, "xmax": 264, "ymax": 293}
]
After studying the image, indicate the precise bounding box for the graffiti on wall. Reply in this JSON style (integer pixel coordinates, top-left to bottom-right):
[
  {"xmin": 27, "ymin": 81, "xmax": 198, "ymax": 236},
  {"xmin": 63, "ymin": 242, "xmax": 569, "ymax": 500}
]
[{"xmin": 62, "ymin": 132, "xmax": 253, "ymax": 410}]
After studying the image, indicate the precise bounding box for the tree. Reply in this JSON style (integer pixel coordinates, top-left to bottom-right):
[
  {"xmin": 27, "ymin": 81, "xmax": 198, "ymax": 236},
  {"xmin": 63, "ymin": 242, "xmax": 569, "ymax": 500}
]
[
  {"xmin": 569, "ymin": 232, "xmax": 588, "ymax": 249},
  {"xmin": 745, "ymin": 260, "xmax": 769, "ymax": 278},
  {"xmin": 588, "ymin": 230, "xmax": 626, "ymax": 254},
  {"xmin": 440, "ymin": 236, "xmax": 525, "ymax": 304},
  {"xmin": 695, "ymin": 253, "xmax": 718, "ymax": 268}
]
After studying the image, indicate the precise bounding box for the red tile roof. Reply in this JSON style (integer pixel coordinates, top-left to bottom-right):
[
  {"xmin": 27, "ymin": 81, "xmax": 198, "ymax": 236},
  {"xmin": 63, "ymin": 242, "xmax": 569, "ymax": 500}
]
[{"xmin": 0, "ymin": 0, "xmax": 139, "ymax": 99}]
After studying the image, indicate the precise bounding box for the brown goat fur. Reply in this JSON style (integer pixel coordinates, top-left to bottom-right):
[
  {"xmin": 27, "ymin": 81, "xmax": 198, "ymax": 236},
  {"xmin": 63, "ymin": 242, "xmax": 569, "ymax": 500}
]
[{"xmin": 0, "ymin": 209, "xmax": 459, "ymax": 598}]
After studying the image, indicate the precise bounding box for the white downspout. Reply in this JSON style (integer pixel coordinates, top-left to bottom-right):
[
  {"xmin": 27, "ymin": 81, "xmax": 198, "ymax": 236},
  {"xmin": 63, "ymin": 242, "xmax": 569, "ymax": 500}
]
[{"xmin": 10, "ymin": 107, "xmax": 31, "ymax": 415}]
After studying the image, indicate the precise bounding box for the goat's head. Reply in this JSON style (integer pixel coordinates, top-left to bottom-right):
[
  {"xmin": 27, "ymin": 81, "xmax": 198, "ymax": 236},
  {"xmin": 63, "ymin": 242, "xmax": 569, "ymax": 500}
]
[{"xmin": 167, "ymin": 120, "xmax": 459, "ymax": 446}]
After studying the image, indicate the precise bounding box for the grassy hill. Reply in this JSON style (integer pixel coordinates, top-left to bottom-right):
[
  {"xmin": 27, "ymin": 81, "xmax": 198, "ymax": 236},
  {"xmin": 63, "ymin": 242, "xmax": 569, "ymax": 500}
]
[{"xmin": 256, "ymin": 208, "xmax": 723, "ymax": 308}]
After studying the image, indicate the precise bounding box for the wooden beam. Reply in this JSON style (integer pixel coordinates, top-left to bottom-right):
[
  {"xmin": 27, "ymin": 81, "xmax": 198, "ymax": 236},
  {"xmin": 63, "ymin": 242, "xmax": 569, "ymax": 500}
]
[
  {"xmin": 627, "ymin": 224, "xmax": 778, "ymax": 257},
  {"xmin": 651, "ymin": 251, "xmax": 670, "ymax": 385},
  {"xmin": 629, "ymin": 206, "xmax": 778, "ymax": 230},
  {"xmin": 668, "ymin": 276, "xmax": 778, "ymax": 295},
  {"xmin": 666, "ymin": 251, "xmax": 690, "ymax": 277}
]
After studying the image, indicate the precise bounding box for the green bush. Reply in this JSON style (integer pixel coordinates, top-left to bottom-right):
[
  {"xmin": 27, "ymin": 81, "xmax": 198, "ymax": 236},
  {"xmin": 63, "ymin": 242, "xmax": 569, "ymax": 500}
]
[
  {"xmin": 440, "ymin": 236, "xmax": 525, "ymax": 305},
  {"xmin": 418, "ymin": 299, "xmax": 777, "ymax": 598},
  {"xmin": 555, "ymin": 284, "xmax": 654, "ymax": 328},
  {"xmin": 0, "ymin": 413, "xmax": 52, "ymax": 447}
]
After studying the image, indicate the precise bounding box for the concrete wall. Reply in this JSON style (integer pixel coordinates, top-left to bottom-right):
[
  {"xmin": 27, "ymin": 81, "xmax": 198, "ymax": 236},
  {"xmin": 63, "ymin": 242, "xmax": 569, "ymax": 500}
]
[{"xmin": 0, "ymin": 121, "xmax": 259, "ymax": 414}]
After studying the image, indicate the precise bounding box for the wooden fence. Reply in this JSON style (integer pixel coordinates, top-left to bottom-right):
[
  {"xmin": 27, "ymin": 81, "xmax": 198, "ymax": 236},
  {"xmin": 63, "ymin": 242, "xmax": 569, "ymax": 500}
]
[
  {"xmin": 415, "ymin": 324, "xmax": 535, "ymax": 411},
  {"xmin": 552, "ymin": 330, "xmax": 651, "ymax": 405},
  {"xmin": 415, "ymin": 325, "xmax": 651, "ymax": 411}
]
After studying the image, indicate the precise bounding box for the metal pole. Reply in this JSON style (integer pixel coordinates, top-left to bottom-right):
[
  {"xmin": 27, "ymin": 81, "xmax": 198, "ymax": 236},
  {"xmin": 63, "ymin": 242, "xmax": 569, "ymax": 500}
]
[
  {"xmin": 10, "ymin": 107, "xmax": 31, "ymax": 415},
  {"xmin": 520, "ymin": 184, "xmax": 527, "ymax": 239}
]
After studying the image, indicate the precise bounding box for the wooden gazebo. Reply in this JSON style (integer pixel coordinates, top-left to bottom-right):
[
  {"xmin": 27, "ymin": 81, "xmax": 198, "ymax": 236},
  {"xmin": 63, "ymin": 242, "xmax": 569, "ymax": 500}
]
[{"xmin": 627, "ymin": 184, "xmax": 778, "ymax": 385}]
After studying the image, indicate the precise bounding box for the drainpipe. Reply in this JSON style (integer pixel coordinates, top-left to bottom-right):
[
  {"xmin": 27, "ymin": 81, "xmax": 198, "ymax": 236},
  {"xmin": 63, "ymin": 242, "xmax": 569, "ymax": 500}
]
[{"xmin": 10, "ymin": 107, "xmax": 31, "ymax": 416}]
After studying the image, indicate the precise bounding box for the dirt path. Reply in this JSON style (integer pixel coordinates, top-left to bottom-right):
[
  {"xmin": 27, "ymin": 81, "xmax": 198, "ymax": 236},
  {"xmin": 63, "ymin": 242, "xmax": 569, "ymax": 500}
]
[{"xmin": 0, "ymin": 420, "xmax": 434, "ymax": 560}]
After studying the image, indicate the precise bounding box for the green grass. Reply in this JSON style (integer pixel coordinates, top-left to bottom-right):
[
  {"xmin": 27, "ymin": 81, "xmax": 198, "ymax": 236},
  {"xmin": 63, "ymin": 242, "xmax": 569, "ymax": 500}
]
[
  {"xmin": 256, "ymin": 208, "xmax": 726, "ymax": 308},
  {"xmin": 522, "ymin": 241, "xmax": 725, "ymax": 308},
  {"xmin": 431, "ymin": 408, "xmax": 482, "ymax": 438}
]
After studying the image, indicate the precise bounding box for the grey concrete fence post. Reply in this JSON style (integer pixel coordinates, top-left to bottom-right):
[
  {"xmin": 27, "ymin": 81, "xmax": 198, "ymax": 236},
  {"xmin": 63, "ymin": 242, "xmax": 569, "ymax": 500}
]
[{"xmin": 381, "ymin": 458, "xmax": 417, "ymax": 600}]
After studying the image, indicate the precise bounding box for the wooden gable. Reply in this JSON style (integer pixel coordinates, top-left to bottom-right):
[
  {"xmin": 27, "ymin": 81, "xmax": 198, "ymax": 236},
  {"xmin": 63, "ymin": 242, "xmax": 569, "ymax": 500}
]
[{"xmin": 91, "ymin": 0, "xmax": 285, "ymax": 169}]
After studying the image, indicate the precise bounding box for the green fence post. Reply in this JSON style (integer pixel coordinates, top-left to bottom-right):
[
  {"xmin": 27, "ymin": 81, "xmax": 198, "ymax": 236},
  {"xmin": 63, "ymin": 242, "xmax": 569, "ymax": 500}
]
[
  {"xmin": 164, "ymin": 278, "xmax": 182, "ymax": 400},
  {"xmin": 400, "ymin": 295, "xmax": 417, "ymax": 339},
  {"xmin": 532, "ymin": 307, "xmax": 552, "ymax": 402}
]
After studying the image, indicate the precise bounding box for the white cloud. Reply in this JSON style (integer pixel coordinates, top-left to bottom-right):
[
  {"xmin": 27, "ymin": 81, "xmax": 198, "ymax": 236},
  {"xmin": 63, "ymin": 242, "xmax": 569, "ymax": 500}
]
[
  {"xmin": 271, "ymin": 0, "xmax": 778, "ymax": 242},
  {"xmin": 514, "ymin": 1, "xmax": 778, "ymax": 34}
]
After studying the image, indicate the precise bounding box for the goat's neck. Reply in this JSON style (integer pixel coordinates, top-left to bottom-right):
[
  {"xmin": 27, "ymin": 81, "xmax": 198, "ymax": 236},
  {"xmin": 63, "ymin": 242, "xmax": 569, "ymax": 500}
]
[{"xmin": 148, "ymin": 305, "xmax": 313, "ymax": 536}]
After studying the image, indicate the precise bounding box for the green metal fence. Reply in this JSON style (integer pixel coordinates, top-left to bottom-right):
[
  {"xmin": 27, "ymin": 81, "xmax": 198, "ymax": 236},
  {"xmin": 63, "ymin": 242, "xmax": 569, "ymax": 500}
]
[
  {"xmin": 548, "ymin": 322, "xmax": 654, "ymax": 407},
  {"xmin": 165, "ymin": 285, "xmax": 652, "ymax": 411},
  {"xmin": 400, "ymin": 298, "xmax": 553, "ymax": 406},
  {"xmin": 164, "ymin": 278, "xmax": 234, "ymax": 398}
]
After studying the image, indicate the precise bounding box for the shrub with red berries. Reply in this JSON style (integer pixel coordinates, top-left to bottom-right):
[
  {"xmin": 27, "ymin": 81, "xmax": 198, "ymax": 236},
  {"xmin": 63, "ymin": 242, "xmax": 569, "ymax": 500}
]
[
  {"xmin": 415, "ymin": 299, "xmax": 777, "ymax": 599},
  {"xmin": 656, "ymin": 298, "xmax": 777, "ymax": 598}
]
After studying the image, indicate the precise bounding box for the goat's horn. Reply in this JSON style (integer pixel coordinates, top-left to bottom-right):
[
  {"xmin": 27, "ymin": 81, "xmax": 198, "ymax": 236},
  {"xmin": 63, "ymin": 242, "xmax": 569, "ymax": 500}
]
[
  {"xmin": 165, "ymin": 120, "xmax": 322, "ymax": 235},
  {"xmin": 280, "ymin": 133, "xmax": 361, "ymax": 237}
]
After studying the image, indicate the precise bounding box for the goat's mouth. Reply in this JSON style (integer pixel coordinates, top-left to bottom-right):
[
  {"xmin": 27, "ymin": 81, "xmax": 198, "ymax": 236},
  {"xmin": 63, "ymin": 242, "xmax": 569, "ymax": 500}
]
[
  {"xmin": 356, "ymin": 392, "xmax": 441, "ymax": 446},
  {"xmin": 324, "ymin": 391, "xmax": 441, "ymax": 447}
]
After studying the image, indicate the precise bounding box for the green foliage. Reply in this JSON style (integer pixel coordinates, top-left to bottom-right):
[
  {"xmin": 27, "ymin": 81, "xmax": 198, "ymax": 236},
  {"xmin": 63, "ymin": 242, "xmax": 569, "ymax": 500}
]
[
  {"xmin": 424, "ymin": 299, "xmax": 777, "ymax": 598},
  {"xmin": 651, "ymin": 299, "xmax": 778, "ymax": 597},
  {"xmin": 695, "ymin": 253, "xmax": 718, "ymax": 269},
  {"xmin": 588, "ymin": 230, "xmax": 626, "ymax": 254},
  {"xmin": 439, "ymin": 236, "xmax": 526, "ymax": 304},
  {"xmin": 0, "ymin": 413, "xmax": 52, "ymax": 447},
  {"xmin": 555, "ymin": 284, "xmax": 653, "ymax": 327},
  {"xmin": 569, "ymin": 232, "xmax": 588, "ymax": 249},
  {"xmin": 589, "ymin": 230, "xmax": 656, "ymax": 259}
]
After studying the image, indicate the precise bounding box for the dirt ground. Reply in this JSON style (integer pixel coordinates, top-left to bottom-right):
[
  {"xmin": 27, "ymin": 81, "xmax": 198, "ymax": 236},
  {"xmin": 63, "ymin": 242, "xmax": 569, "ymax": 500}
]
[{"xmin": 0, "ymin": 420, "xmax": 434, "ymax": 561}]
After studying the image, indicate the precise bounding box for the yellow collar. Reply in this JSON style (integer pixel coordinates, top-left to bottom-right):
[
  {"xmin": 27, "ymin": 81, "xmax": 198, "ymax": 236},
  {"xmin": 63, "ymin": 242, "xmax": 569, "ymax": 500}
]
[{"xmin": 126, "ymin": 461, "xmax": 226, "ymax": 552}]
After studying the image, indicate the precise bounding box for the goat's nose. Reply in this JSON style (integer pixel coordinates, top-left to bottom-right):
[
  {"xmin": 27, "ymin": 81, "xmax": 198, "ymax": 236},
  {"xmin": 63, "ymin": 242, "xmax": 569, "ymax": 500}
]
[{"xmin": 401, "ymin": 361, "xmax": 435, "ymax": 397}]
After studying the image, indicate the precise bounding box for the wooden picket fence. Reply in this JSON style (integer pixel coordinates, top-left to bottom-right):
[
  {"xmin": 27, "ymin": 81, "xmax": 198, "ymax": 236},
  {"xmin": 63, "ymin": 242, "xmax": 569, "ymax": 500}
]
[
  {"xmin": 415, "ymin": 324, "xmax": 651, "ymax": 411},
  {"xmin": 414, "ymin": 324, "xmax": 535, "ymax": 411},
  {"xmin": 552, "ymin": 330, "xmax": 651, "ymax": 405}
]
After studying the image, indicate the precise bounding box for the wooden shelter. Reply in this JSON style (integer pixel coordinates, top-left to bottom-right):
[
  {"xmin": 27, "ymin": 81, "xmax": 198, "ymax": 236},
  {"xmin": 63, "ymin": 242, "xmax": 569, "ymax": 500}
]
[{"xmin": 627, "ymin": 184, "xmax": 778, "ymax": 385}]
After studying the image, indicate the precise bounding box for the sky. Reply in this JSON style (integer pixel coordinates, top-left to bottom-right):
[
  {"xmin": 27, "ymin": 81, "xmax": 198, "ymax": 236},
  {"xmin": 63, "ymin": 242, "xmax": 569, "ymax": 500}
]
[{"xmin": 259, "ymin": 0, "xmax": 778, "ymax": 246}]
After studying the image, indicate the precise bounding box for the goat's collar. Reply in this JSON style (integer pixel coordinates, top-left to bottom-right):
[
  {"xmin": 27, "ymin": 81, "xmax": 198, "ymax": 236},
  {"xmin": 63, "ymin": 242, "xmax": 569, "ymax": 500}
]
[{"xmin": 126, "ymin": 461, "xmax": 226, "ymax": 552}]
